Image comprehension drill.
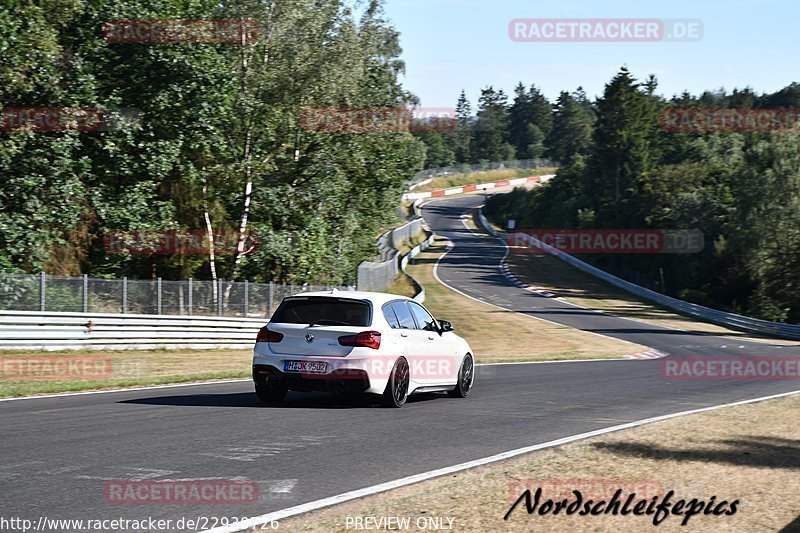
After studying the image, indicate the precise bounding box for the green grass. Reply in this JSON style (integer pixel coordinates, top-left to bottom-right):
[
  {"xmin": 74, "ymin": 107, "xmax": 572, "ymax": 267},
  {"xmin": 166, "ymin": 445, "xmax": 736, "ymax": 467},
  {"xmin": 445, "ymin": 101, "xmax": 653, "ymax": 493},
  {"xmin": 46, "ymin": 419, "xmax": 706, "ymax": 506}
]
[
  {"xmin": 0, "ymin": 371, "xmax": 250, "ymax": 398},
  {"xmin": 388, "ymin": 272, "xmax": 419, "ymax": 299},
  {"xmin": 0, "ymin": 348, "xmax": 253, "ymax": 398}
]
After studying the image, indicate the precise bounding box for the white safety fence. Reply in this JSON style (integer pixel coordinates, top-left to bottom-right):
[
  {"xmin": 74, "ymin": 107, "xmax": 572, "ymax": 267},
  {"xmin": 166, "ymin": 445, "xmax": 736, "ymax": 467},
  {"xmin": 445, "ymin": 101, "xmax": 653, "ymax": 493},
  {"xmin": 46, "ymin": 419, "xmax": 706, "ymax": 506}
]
[{"xmin": 479, "ymin": 211, "xmax": 800, "ymax": 341}]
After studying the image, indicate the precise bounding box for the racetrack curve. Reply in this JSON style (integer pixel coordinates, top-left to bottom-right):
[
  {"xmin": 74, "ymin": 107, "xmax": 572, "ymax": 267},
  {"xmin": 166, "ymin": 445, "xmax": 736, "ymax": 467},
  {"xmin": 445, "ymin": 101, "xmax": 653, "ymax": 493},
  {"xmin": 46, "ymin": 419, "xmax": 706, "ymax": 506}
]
[{"xmin": 1, "ymin": 194, "xmax": 799, "ymax": 531}]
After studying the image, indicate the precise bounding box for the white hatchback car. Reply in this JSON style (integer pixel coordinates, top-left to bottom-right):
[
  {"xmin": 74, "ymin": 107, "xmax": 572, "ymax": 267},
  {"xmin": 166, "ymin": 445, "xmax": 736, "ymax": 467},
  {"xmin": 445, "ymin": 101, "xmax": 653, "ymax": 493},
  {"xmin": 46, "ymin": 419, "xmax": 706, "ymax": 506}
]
[{"xmin": 252, "ymin": 290, "xmax": 474, "ymax": 407}]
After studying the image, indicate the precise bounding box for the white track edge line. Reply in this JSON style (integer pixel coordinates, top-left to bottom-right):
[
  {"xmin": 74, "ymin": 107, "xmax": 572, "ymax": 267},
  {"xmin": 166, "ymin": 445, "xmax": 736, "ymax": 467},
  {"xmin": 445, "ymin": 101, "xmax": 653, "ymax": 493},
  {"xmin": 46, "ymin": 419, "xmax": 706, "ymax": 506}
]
[{"xmin": 201, "ymin": 388, "xmax": 800, "ymax": 533}]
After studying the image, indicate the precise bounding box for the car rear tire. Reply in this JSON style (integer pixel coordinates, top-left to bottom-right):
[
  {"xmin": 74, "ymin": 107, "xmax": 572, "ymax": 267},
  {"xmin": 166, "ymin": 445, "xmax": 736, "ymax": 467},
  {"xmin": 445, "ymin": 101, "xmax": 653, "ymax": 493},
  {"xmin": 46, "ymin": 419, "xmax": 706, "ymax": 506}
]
[
  {"xmin": 382, "ymin": 357, "xmax": 409, "ymax": 408},
  {"xmin": 255, "ymin": 384, "xmax": 287, "ymax": 404},
  {"xmin": 448, "ymin": 353, "xmax": 474, "ymax": 398}
]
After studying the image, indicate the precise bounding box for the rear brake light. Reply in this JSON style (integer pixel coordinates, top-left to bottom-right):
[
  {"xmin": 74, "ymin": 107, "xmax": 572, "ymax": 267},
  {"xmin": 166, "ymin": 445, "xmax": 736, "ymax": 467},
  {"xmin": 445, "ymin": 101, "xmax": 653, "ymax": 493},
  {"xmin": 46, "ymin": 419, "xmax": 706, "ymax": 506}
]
[
  {"xmin": 338, "ymin": 331, "xmax": 381, "ymax": 350},
  {"xmin": 256, "ymin": 327, "xmax": 284, "ymax": 343}
]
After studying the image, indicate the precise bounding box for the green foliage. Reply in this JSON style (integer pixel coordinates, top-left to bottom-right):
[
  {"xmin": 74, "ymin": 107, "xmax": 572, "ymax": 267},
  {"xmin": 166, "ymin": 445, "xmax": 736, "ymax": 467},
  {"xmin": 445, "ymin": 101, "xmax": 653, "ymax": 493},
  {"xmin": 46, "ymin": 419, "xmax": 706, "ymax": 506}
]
[
  {"xmin": 547, "ymin": 88, "xmax": 594, "ymax": 163},
  {"xmin": 508, "ymin": 83, "xmax": 552, "ymax": 159},
  {"xmin": 471, "ymin": 87, "xmax": 515, "ymax": 163},
  {"xmin": 0, "ymin": 0, "xmax": 424, "ymax": 285},
  {"xmin": 483, "ymin": 68, "xmax": 800, "ymax": 323}
]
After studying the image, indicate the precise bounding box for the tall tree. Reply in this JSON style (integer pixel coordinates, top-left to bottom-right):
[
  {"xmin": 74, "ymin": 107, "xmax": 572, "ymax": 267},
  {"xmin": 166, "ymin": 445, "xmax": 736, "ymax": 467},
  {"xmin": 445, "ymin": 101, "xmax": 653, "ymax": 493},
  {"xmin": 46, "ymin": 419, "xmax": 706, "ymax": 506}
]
[
  {"xmin": 0, "ymin": 0, "xmax": 95, "ymax": 274},
  {"xmin": 471, "ymin": 86, "xmax": 514, "ymax": 163},
  {"xmin": 446, "ymin": 90, "xmax": 472, "ymax": 164},
  {"xmin": 508, "ymin": 83, "xmax": 552, "ymax": 159},
  {"xmin": 547, "ymin": 88, "xmax": 594, "ymax": 163},
  {"xmin": 586, "ymin": 68, "xmax": 661, "ymax": 225},
  {"xmin": 732, "ymin": 133, "xmax": 800, "ymax": 321}
]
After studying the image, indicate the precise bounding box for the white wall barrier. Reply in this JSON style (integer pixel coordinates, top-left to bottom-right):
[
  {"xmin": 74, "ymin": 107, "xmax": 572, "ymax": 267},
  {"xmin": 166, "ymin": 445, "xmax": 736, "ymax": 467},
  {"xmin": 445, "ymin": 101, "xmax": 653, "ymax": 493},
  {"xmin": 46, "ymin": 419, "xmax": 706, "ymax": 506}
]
[{"xmin": 402, "ymin": 234, "xmax": 436, "ymax": 304}]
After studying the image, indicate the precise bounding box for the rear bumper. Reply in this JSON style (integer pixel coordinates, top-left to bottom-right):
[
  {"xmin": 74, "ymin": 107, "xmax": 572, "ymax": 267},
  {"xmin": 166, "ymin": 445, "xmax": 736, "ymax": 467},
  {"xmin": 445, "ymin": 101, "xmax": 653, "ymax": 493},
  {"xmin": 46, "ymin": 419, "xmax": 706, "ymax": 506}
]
[
  {"xmin": 253, "ymin": 364, "xmax": 371, "ymax": 394},
  {"xmin": 252, "ymin": 348, "xmax": 391, "ymax": 394}
]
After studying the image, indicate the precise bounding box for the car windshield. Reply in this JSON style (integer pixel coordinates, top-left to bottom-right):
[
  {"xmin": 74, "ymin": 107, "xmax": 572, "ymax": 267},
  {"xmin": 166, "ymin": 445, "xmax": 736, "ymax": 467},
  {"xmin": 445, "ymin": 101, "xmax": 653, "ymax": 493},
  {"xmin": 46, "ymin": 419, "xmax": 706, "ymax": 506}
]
[{"xmin": 271, "ymin": 298, "xmax": 371, "ymax": 327}]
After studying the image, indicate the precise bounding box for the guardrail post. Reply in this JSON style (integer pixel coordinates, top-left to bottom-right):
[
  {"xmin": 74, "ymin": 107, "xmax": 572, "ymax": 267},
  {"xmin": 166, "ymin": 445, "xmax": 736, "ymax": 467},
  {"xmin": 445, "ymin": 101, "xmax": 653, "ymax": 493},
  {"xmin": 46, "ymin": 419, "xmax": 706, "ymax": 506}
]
[
  {"xmin": 39, "ymin": 272, "xmax": 46, "ymax": 312},
  {"xmin": 244, "ymin": 280, "xmax": 249, "ymax": 317},
  {"xmin": 188, "ymin": 278, "xmax": 193, "ymax": 316},
  {"xmin": 122, "ymin": 277, "xmax": 127, "ymax": 314},
  {"xmin": 157, "ymin": 277, "xmax": 162, "ymax": 315},
  {"xmin": 82, "ymin": 274, "xmax": 88, "ymax": 313},
  {"xmin": 268, "ymin": 281, "xmax": 274, "ymax": 316},
  {"xmin": 217, "ymin": 279, "xmax": 223, "ymax": 316}
]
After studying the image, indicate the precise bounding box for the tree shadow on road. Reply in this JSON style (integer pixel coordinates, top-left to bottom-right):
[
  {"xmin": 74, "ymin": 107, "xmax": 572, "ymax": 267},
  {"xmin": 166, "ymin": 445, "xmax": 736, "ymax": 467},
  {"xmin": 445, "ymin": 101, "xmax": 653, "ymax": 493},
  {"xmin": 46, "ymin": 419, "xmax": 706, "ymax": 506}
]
[
  {"xmin": 119, "ymin": 391, "xmax": 445, "ymax": 409},
  {"xmin": 779, "ymin": 514, "xmax": 800, "ymax": 532},
  {"xmin": 591, "ymin": 435, "xmax": 800, "ymax": 470}
]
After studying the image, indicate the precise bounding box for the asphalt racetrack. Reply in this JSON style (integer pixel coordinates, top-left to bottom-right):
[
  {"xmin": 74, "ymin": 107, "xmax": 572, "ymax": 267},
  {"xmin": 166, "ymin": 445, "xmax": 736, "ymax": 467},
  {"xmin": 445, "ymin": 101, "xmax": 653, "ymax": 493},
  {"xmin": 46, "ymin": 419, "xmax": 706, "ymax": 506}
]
[{"xmin": 2, "ymin": 194, "xmax": 798, "ymax": 531}]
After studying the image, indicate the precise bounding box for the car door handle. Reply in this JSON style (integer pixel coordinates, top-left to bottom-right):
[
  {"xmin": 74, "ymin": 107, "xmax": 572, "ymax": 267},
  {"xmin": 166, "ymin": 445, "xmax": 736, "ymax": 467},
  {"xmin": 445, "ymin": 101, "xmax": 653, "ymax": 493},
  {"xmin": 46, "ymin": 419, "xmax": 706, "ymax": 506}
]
[
  {"xmin": 427, "ymin": 335, "xmax": 435, "ymax": 340},
  {"xmin": 400, "ymin": 332, "xmax": 408, "ymax": 338}
]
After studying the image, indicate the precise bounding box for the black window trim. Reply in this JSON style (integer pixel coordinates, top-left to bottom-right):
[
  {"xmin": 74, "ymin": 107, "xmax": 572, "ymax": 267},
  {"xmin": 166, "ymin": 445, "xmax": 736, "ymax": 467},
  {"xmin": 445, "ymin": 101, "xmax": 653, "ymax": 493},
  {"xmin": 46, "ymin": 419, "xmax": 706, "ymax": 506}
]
[
  {"xmin": 383, "ymin": 300, "xmax": 416, "ymax": 330},
  {"xmin": 381, "ymin": 302, "xmax": 402, "ymax": 329},
  {"xmin": 407, "ymin": 300, "xmax": 439, "ymax": 332}
]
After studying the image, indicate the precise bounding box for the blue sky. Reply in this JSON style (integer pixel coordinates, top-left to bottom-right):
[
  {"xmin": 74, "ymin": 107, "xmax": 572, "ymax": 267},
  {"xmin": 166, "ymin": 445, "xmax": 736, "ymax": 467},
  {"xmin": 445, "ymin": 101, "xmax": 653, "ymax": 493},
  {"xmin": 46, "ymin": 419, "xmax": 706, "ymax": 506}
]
[{"xmin": 381, "ymin": 0, "xmax": 798, "ymax": 107}]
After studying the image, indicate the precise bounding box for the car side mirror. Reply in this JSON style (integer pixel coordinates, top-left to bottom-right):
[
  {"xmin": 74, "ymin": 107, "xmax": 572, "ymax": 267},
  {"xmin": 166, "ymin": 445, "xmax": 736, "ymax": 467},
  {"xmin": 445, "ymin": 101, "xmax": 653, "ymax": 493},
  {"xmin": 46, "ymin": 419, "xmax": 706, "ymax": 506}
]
[{"xmin": 439, "ymin": 320, "xmax": 454, "ymax": 333}]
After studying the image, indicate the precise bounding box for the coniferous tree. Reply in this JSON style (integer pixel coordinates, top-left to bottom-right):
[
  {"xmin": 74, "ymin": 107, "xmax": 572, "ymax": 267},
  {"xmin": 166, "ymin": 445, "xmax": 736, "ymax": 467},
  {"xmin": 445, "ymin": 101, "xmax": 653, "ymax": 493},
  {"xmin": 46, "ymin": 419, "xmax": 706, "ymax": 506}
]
[
  {"xmin": 471, "ymin": 87, "xmax": 514, "ymax": 162},
  {"xmin": 547, "ymin": 88, "xmax": 594, "ymax": 164}
]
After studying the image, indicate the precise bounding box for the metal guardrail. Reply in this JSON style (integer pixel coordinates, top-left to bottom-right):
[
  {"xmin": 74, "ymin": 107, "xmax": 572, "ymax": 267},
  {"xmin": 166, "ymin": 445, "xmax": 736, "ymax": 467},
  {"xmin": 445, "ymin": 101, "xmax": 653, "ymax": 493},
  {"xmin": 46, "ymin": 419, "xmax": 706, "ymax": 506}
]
[
  {"xmin": 479, "ymin": 211, "xmax": 800, "ymax": 341},
  {"xmin": 407, "ymin": 158, "xmax": 557, "ymax": 189},
  {"xmin": 0, "ymin": 310, "xmax": 266, "ymax": 350}
]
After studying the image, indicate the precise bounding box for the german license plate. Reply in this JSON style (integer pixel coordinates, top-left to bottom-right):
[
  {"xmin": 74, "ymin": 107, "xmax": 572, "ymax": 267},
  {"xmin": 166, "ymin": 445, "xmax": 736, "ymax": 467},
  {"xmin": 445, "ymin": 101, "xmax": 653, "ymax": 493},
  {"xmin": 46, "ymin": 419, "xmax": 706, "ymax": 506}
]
[{"xmin": 284, "ymin": 361, "xmax": 328, "ymax": 374}]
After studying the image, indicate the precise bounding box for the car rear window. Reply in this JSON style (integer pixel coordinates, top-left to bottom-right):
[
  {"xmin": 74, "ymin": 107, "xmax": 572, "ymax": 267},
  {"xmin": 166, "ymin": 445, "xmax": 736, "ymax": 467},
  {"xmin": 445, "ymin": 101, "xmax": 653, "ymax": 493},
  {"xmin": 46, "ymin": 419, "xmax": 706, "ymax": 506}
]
[{"xmin": 270, "ymin": 298, "xmax": 371, "ymax": 326}]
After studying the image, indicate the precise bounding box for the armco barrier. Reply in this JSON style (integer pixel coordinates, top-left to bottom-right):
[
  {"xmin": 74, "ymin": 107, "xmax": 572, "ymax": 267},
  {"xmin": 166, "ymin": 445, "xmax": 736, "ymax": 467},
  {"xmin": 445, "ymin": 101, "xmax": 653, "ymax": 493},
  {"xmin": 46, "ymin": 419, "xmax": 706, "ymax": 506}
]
[
  {"xmin": 479, "ymin": 211, "xmax": 800, "ymax": 341},
  {"xmin": 0, "ymin": 310, "xmax": 267, "ymax": 350},
  {"xmin": 403, "ymin": 174, "xmax": 555, "ymax": 201},
  {"xmin": 407, "ymin": 158, "xmax": 557, "ymax": 190}
]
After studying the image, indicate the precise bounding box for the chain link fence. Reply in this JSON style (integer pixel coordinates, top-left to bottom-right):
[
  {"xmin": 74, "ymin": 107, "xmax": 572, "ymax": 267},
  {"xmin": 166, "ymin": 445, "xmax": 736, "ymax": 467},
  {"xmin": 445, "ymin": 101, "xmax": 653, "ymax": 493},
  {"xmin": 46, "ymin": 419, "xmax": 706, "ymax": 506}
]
[{"xmin": 0, "ymin": 273, "xmax": 351, "ymax": 318}]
